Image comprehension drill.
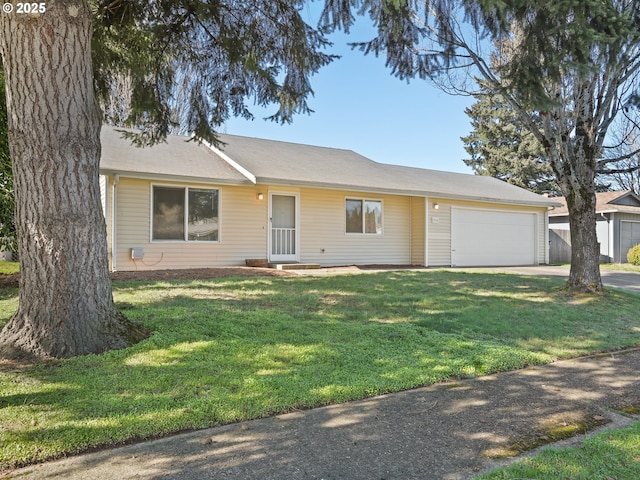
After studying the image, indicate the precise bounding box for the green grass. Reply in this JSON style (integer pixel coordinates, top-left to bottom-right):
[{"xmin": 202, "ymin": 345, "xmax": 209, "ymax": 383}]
[
  {"xmin": 0, "ymin": 261, "xmax": 19, "ymax": 275},
  {"xmin": 1, "ymin": 270, "xmax": 640, "ymax": 470},
  {"xmin": 476, "ymin": 420, "xmax": 640, "ymax": 479},
  {"xmin": 602, "ymin": 262, "xmax": 640, "ymax": 273}
]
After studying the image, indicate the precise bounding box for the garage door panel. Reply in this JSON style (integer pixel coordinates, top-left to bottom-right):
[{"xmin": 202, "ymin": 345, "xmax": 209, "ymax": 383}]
[
  {"xmin": 621, "ymin": 221, "xmax": 640, "ymax": 263},
  {"xmin": 451, "ymin": 209, "xmax": 536, "ymax": 267}
]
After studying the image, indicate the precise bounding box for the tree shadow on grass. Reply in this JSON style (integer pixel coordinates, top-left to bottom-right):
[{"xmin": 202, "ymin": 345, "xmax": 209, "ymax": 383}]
[
  {"xmin": 5, "ymin": 351, "xmax": 640, "ymax": 479},
  {"xmin": 1, "ymin": 270, "xmax": 640, "ymax": 470}
]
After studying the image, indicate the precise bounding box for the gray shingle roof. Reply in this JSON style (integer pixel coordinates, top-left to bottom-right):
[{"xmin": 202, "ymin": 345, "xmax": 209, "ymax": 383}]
[
  {"xmin": 214, "ymin": 134, "xmax": 557, "ymax": 207},
  {"xmin": 100, "ymin": 127, "xmax": 558, "ymax": 207},
  {"xmin": 100, "ymin": 127, "xmax": 248, "ymax": 185}
]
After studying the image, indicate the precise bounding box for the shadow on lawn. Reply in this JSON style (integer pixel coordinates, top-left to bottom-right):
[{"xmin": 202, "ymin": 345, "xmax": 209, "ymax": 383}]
[
  {"xmin": 2, "ymin": 271, "xmax": 639, "ymax": 471},
  {"xmin": 5, "ymin": 349, "xmax": 640, "ymax": 478}
]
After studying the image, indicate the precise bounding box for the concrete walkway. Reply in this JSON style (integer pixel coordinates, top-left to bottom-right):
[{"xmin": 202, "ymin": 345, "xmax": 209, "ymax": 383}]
[{"xmin": 5, "ymin": 349, "xmax": 640, "ymax": 480}]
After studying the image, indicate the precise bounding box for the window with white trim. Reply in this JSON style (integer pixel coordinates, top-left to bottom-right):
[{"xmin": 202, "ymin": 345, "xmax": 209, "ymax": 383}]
[
  {"xmin": 152, "ymin": 186, "xmax": 219, "ymax": 241},
  {"xmin": 346, "ymin": 198, "xmax": 382, "ymax": 234}
]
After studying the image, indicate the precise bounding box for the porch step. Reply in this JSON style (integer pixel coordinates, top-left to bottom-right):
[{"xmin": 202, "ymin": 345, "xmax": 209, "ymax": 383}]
[{"xmin": 268, "ymin": 262, "xmax": 321, "ymax": 270}]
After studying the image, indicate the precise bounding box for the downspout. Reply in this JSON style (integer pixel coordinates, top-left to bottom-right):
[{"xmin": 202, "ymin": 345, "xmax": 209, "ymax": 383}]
[
  {"xmin": 546, "ymin": 205, "xmax": 555, "ymax": 265},
  {"xmin": 112, "ymin": 174, "xmax": 120, "ymax": 271},
  {"xmin": 599, "ymin": 212, "xmax": 611, "ymax": 263},
  {"xmin": 424, "ymin": 196, "xmax": 429, "ymax": 267},
  {"xmin": 409, "ymin": 197, "xmax": 412, "ymax": 264}
]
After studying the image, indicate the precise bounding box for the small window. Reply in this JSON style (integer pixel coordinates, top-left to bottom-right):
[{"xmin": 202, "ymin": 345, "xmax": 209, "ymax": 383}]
[
  {"xmin": 346, "ymin": 199, "xmax": 363, "ymax": 233},
  {"xmin": 188, "ymin": 189, "xmax": 219, "ymax": 241},
  {"xmin": 153, "ymin": 186, "xmax": 219, "ymax": 241},
  {"xmin": 153, "ymin": 187, "xmax": 185, "ymax": 240},
  {"xmin": 364, "ymin": 200, "xmax": 382, "ymax": 234},
  {"xmin": 346, "ymin": 198, "xmax": 382, "ymax": 235}
]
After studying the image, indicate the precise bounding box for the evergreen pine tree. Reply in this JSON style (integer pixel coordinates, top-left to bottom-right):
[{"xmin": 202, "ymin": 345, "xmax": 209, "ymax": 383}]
[
  {"xmin": 461, "ymin": 87, "xmax": 558, "ymax": 195},
  {"xmin": 0, "ymin": 0, "xmax": 334, "ymax": 359}
]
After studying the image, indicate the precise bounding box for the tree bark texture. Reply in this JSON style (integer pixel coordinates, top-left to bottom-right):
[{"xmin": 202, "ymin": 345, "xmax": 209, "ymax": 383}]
[
  {"xmin": 564, "ymin": 87, "xmax": 603, "ymax": 292},
  {"xmin": 565, "ymin": 182, "xmax": 602, "ymax": 292},
  {"xmin": 541, "ymin": 82, "xmax": 603, "ymax": 293},
  {"xmin": 0, "ymin": 0, "xmax": 145, "ymax": 358}
]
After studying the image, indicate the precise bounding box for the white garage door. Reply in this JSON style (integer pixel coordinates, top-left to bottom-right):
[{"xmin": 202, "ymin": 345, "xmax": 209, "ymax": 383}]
[{"xmin": 451, "ymin": 208, "xmax": 536, "ymax": 267}]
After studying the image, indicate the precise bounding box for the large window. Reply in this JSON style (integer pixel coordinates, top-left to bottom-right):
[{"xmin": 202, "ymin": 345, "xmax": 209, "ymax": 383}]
[
  {"xmin": 346, "ymin": 198, "xmax": 382, "ymax": 234},
  {"xmin": 153, "ymin": 186, "xmax": 219, "ymax": 241}
]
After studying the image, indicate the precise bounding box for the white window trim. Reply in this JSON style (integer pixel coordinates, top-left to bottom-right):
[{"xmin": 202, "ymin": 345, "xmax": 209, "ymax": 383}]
[
  {"xmin": 150, "ymin": 183, "xmax": 222, "ymax": 243},
  {"xmin": 345, "ymin": 197, "xmax": 384, "ymax": 236}
]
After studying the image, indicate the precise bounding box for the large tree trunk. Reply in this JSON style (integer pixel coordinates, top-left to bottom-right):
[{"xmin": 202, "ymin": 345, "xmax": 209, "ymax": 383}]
[
  {"xmin": 563, "ymin": 88, "xmax": 603, "ymax": 293},
  {"xmin": 565, "ymin": 184, "xmax": 603, "ymax": 292},
  {"xmin": 0, "ymin": 0, "xmax": 145, "ymax": 359},
  {"xmin": 544, "ymin": 96, "xmax": 603, "ymax": 293}
]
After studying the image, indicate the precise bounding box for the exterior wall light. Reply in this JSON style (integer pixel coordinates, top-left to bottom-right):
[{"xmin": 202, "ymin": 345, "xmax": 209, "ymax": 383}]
[
  {"xmin": 257, "ymin": 193, "xmax": 264, "ymax": 200},
  {"xmin": 433, "ymin": 202, "xmax": 439, "ymax": 210}
]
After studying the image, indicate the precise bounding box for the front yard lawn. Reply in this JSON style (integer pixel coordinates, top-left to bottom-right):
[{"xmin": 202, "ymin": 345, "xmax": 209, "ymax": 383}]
[
  {"xmin": 0, "ymin": 261, "xmax": 19, "ymax": 275},
  {"xmin": 1, "ymin": 270, "xmax": 640, "ymax": 470},
  {"xmin": 602, "ymin": 262, "xmax": 640, "ymax": 273},
  {"xmin": 477, "ymin": 420, "xmax": 640, "ymax": 479}
]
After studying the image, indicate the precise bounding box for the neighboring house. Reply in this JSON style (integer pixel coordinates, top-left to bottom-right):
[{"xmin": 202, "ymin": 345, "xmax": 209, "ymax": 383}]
[
  {"xmin": 549, "ymin": 190, "xmax": 640, "ymax": 263},
  {"xmin": 99, "ymin": 127, "xmax": 558, "ymax": 271}
]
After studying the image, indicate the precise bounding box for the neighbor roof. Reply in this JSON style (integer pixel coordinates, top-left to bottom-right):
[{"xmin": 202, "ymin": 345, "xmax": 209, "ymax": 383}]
[
  {"xmin": 550, "ymin": 190, "xmax": 640, "ymax": 216},
  {"xmin": 100, "ymin": 127, "xmax": 558, "ymax": 207}
]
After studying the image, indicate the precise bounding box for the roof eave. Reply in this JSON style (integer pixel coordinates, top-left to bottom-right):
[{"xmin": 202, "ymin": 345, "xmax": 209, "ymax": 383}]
[
  {"xmin": 549, "ymin": 208, "xmax": 624, "ymax": 217},
  {"xmin": 427, "ymin": 193, "xmax": 560, "ymax": 208},
  {"xmin": 256, "ymin": 177, "xmax": 558, "ymax": 207},
  {"xmin": 99, "ymin": 169, "xmax": 253, "ymax": 186}
]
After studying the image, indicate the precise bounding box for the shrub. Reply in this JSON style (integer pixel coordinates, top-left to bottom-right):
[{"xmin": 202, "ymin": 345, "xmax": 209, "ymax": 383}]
[{"xmin": 627, "ymin": 244, "xmax": 640, "ymax": 265}]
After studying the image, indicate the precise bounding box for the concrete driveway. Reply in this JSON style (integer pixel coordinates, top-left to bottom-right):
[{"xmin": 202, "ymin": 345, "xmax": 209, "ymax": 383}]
[{"xmin": 491, "ymin": 265, "xmax": 640, "ymax": 294}]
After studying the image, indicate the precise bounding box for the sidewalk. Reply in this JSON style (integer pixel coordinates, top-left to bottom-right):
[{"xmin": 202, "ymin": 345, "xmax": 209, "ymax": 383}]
[{"xmin": 5, "ymin": 349, "xmax": 640, "ymax": 480}]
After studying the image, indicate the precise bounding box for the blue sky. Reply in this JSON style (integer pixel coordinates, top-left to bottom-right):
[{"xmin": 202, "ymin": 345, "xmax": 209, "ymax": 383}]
[{"xmin": 222, "ymin": 11, "xmax": 476, "ymax": 174}]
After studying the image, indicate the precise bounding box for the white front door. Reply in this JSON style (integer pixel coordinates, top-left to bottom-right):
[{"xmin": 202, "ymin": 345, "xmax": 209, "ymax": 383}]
[{"xmin": 269, "ymin": 193, "xmax": 299, "ymax": 262}]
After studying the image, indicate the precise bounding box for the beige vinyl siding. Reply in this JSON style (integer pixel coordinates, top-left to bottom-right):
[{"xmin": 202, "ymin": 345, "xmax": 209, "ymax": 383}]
[
  {"xmin": 114, "ymin": 178, "xmax": 268, "ymax": 270},
  {"xmin": 410, "ymin": 197, "xmax": 426, "ymax": 265},
  {"xmin": 112, "ymin": 179, "xmax": 549, "ymax": 270},
  {"xmin": 427, "ymin": 198, "xmax": 548, "ymax": 267},
  {"xmin": 427, "ymin": 199, "xmax": 452, "ymax": 266},
  {"xmin": 115, "ymin": 181, "xmax": 413, "ymax": 269},
  {"xmin": 297, "ymin": 187, "xmax": 411, "ymax": 266}
]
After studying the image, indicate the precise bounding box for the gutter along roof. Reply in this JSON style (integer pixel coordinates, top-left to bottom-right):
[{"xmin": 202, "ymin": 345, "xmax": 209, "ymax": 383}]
[{"xmin": 100, "ymin": 127, "xmax": 558, "ymax": 208}]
